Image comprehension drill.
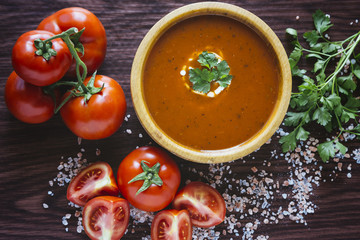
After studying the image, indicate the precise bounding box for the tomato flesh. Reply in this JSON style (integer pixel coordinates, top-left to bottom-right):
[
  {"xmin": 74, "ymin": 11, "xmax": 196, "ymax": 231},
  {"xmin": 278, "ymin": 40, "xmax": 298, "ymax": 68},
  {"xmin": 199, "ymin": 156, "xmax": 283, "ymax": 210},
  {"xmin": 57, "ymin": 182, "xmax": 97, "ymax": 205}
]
[
  {"xmin": 67, "ymin": 162, "xmax": 119, "ymax": 206},
  {"xmin": 173, "ymin": 182, "xmax": 226, "ymax": 228},
  {"xmin": 151, "ymin": 209, "xmax": 192, "ymax": 240},
  {"xmin": 83, "ymin": 196, "xmax": 129, "ymax": 240}
]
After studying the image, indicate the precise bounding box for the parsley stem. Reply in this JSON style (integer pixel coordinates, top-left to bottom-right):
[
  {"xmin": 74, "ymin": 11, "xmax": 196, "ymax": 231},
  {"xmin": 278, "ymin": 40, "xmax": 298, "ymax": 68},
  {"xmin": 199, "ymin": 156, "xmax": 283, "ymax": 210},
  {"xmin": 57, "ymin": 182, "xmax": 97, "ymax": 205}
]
[
  {"xmin": 319, "ymin": 32, "xmax": 360, "ymax": 92},
  {"xmin": 342, "ymin": 106, "xmax": 360, "ymax": 114},
  {"xmin": 302, "ymin": 48, "xmax": 332, "ymax": 57}
]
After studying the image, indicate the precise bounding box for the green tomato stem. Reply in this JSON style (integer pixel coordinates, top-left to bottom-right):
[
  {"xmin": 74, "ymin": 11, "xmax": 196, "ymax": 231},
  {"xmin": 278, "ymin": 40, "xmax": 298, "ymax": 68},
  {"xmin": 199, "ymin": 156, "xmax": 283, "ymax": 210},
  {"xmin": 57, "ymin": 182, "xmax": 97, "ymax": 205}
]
[
  {"xmin": 41, "ymin": 27, "xmax": 89, "ymax": 93},
  {"xmin": 128, "ymin": 160, "xmax": 163, "ymax": 196},
  {"xmin": 39, "ymin": 27, "xmax": 105, "ymax": 113},
  {"xmin": 54, "ymin": 92, "xmax": 74, "ymax": 114}
]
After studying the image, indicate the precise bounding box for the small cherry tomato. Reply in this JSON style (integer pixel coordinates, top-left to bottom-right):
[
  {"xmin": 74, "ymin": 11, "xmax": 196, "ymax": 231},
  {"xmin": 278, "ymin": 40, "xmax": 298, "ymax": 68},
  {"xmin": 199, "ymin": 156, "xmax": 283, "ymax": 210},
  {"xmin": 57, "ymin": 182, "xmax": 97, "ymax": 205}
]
[
  {"xmin": 5, "ymin": 71, "xmax": 55, "ymax": 124},
  {"xmin": 60, "ymin": 75, "xmax": 126, "ymax": 140},
  {"xmin": 173, "ymin": 181, "xmax": 226, "ymax": 228},
  {"xmin": 67, "ymin": 162, "xmax": 119, "ymax": 206},
  {"xmin": 83, "ymin": 196, "xmax": 129, "ymax": 240},
  {"xmin": 117, "ymin": 146, "xmax": 181, "ymax": 212},
  {"xmin": 12, "ymin": 30, "xmax": 72, "ymax": 86},
  {"xmin": 151, "ymin": 209, "xmax": 192, "ymax": 240},
  {"xmin": 37, "ymin": 7, "xmax": 107, "ymax": 76}
]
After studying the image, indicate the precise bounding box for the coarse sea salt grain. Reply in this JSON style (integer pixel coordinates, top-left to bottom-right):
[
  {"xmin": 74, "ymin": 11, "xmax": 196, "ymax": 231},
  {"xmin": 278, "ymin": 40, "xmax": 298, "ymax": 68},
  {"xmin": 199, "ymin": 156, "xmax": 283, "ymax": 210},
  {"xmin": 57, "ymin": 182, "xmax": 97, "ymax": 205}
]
[{"xmin": 46, "ymin": 145, "xmax": 94, "ymax": 233}]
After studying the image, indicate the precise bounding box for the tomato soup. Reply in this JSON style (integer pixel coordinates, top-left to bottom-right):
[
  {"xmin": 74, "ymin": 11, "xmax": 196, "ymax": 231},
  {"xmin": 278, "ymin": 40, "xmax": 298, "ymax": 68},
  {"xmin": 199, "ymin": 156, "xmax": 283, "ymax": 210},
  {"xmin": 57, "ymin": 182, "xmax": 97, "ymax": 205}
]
[{"xmin": 143, "ymin": 15, "xmax": 280, "ymax": 150}]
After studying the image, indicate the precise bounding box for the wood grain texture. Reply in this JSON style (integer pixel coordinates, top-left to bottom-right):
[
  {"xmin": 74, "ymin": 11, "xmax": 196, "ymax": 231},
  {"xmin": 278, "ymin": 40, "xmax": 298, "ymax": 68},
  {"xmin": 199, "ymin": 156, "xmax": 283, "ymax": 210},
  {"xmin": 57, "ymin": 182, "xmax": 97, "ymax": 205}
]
[{"xmin": 0, "ymin": 0, "xmax": 359, "ymax": 239}]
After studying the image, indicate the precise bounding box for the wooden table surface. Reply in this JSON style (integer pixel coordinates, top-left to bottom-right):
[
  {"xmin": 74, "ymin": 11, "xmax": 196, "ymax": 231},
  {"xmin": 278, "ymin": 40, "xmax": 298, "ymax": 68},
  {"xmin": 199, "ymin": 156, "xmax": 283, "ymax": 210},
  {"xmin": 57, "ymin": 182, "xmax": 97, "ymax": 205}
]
[{"xmin": 0, "ymin": 0, "xmax": 359, "ymax": 239}]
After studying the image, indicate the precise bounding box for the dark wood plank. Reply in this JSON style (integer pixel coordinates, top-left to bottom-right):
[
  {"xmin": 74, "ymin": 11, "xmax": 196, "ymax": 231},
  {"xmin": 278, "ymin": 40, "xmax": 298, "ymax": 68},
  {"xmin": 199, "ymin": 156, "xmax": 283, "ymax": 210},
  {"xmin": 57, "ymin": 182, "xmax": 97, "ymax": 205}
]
[{"xmin": 0, "ymin": 0, "xmax": 359, "ymax": 239}]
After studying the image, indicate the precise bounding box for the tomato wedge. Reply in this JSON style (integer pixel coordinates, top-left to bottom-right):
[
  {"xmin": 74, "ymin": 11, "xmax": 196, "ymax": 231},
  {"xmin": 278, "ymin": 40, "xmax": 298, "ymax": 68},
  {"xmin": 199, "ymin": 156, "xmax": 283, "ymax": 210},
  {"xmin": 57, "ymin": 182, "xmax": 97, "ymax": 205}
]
[
  {"xmin": 83, "ymin": 196, "xmax": 129, "ymax": 240},
  {"xmin": 67, "ymin": 162, "xmax": 119, "ymax": 206},
  {"xmin": 151, "ymin": 209, "xmax": 192, "ymax": 240},
  {"xmin": 172, "ymin": 182, "xmax": 226, "ymax": 228}
]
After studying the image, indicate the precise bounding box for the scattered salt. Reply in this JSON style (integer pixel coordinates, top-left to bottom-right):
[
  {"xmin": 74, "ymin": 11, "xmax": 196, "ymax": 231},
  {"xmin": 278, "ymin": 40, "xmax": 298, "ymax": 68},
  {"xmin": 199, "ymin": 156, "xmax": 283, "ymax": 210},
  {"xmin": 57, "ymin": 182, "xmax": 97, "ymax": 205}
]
[{"xmin": 47, "ymin": 115, "xmax": 360, "ymax": 239}]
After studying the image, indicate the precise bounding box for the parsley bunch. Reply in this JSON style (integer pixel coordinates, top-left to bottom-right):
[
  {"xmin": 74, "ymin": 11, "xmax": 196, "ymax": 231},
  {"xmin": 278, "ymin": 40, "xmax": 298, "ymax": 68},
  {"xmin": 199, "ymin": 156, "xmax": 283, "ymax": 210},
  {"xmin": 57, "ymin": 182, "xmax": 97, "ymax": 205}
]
[
  {"xmin": 189, "ymin": 51, "xmax": 233, "ymax": 93},
  {"xmin": 280, "ymin": 10, "xmax": 360, "ymax": 162}
]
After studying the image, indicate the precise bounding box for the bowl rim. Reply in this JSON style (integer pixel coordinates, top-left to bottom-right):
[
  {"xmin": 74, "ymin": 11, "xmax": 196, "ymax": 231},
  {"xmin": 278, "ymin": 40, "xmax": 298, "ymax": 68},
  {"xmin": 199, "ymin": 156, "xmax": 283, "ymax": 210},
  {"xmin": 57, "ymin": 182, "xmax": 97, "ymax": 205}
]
[{"xmin": 131, "ymin": 2, "xmax": 291, "ymax": 164}]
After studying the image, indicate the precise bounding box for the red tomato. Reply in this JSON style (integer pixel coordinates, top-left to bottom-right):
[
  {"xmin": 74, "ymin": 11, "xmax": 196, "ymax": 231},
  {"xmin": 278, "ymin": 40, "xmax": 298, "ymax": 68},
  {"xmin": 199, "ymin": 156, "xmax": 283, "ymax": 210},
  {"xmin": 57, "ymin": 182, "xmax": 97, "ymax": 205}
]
[
  {"xmin": 83, "ymin": 196, "xmax": 129, "ymax": 240},
  {"xmin": 5, "ymin": 71, "xmax": 55, "ymax": 124},
  {"xmin": 60, "ymin": 75, "xmax": 126, "ymax": 140},
  {"xmin": 117, "ymin": 146, "xmax": 181, "ymax": 212},
  {"xmin": 173, "ymin": 181, "xmax": 226, "ymax": 228},
  {"xmin": 67, "ymin": 162, "xmax": 119, "ymax": 206},
  {"xmin": 37, "ymin": 7, "xmax": 107, "ymax": 76},
  {"xmin": 151, "ymin": 209, "xmax": 192, "ymax": 240},
  {"xmin": 12, "ymin": 30, "xmax": 72, "ymax": 86}
]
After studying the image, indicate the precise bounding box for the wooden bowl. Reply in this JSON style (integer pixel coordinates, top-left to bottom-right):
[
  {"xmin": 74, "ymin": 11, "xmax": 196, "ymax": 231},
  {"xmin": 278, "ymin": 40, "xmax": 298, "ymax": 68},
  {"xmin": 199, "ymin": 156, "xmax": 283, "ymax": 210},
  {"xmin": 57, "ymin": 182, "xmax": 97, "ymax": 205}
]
[{"xmin": 131, "ymin": 2, "xmax": 291, "ymax": 163}]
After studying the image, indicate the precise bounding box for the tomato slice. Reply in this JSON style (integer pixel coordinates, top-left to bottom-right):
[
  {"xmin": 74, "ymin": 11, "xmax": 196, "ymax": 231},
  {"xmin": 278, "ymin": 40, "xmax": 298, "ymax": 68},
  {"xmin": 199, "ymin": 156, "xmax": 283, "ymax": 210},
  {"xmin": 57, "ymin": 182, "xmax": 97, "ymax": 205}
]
[
  {"xmin": 151, "ymin": 209, "xmax": 192, "ymax": 240},
  {"xmin": 67, "ymin": 162, "xmax": 119, "ymax": 206},
  {"xmin": 172, "ymin": 182, "xmax": 226, "ymax": 228},
  {"xmin": 83, "ymin": 196, "xmax": 129, "ymax": 240}
]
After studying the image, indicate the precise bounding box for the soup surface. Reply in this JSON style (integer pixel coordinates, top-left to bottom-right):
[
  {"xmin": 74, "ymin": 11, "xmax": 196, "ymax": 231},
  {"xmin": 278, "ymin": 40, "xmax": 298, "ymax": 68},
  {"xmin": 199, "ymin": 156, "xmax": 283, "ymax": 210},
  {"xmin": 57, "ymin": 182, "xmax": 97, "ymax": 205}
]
[{"xmin": 143, "ymin": 15, "xmax": 280, "ymax": 150}]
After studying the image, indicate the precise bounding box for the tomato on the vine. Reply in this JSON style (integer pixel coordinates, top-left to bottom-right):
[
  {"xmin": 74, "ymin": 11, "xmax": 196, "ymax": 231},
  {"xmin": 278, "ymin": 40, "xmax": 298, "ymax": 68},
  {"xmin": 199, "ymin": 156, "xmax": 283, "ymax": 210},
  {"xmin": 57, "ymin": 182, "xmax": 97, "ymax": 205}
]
[
  {"xmin": 151, "ymin": 209, "xmax": 192, "ymax": 240},
  {"xmin": 83, "ymin": 196, "xmax": 129, "ymax": 240},
  {"xmin": 5, "ymin": 71, "xmax": 55, "ymax": 124},
  {"xmin": 37, "ymin": 7, "xmax": 107, "ymax": 76},
  {"xmin": 60, "ymin": 74, "xmax": 126, "ymax": 140},
  {"xmin": 67, "ymin": 162, "xmax": 119, "ymax": 206},
  {"xmin": 173, "ymin": 181, "xmax": 226, "ymax": 228},
  {"xmin": 12, "ymin": 30, "xmax": 72, "ymax": 86},
  {"xmin": 117, "ymin": 146, "xmax": 181, "ymax": 212}
]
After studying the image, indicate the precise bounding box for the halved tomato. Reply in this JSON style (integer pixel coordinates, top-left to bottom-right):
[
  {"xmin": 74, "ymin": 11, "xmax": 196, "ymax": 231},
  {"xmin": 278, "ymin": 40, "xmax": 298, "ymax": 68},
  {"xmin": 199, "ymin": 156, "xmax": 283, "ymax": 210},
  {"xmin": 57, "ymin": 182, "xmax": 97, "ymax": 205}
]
[
  {"xmin": 67, "ymin": 162, "xmax": 119, "ymax": 206},
  {"xmin": 83, "ymin": 196, "xmax": 129, "ymax": 240},
  {"xmin": 172, "ymin": 181, "xmax": 226, "ymax": 228},
  {"xmin": 151, "ymin": 209, "xmax": 192, "ymax": 240}
]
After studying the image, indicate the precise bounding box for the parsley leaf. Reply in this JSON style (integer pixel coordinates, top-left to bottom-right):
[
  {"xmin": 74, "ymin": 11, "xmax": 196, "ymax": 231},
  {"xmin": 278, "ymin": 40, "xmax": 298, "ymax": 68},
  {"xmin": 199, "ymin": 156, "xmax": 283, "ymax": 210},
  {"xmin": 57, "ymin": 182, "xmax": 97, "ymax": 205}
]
[
  {"xmin": 317, "ymin": 141, "xmax": 335, "ymax": 162},
  {"xmin": 284, "ymin": 112, "xmax": 310, "ymax": 127},
  {"xmin": 313, "ymin": 9, "xmax": 333, "ymax": 35},
  {"xmin": 281, "ymin": 10, "xmax": 360, "ymax": 162},
  {"xmin": 312, "ymin": 106, "xmax": 331, "ymax": 126},
  {"xmin": 304, "ymin": 30, "xmax": 320, "ymax": 47},
  {"xmin": 189, "ymin": 51, "xmax": 233, "ymax": 93},
  {"xmin": 279, "ymin": 130, "xmax": 297, "ymax": 152},
  {"xmin": 189, "ymin": 68, "xmax": 213, "ymax": 93},
  {"xmin": 198, "ymin": 51, "xmax": 218, "ymax": 69}
]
